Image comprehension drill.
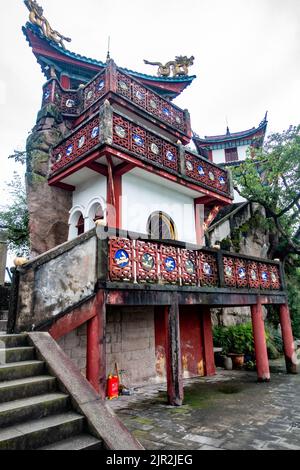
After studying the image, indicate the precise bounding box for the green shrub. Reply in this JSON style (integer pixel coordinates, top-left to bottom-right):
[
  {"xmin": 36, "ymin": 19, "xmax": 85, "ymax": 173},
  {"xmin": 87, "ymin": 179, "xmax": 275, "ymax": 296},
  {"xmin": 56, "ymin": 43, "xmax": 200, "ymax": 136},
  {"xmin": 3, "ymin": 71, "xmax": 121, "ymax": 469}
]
[{"xmin": 213, "ymin": 323, "xmax": 283, "ymax": 359}]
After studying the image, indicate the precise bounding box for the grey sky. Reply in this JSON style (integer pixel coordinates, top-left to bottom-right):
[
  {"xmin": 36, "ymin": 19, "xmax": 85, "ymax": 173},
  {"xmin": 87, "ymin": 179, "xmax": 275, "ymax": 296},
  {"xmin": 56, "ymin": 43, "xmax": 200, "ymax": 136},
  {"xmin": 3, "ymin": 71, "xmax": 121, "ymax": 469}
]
[{"xmin": 1, "ymin": 0, "xmax": 300, "ymax": 206}]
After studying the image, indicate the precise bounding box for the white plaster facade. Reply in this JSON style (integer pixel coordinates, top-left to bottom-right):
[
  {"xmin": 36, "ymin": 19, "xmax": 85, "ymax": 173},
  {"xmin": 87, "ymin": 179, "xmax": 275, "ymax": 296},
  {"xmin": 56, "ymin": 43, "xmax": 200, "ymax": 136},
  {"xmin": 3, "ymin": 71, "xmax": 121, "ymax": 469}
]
[
  {"xmin": 211, "ymin": 144, "xmax": 249, "ymax": 165},
  {"xmin": 68, "ymin": 169, "xmax": 198, "ymax": 244},
  {"xmin": 69, "ymin": 173, "xmax": 107, "ymax": 240},
  {"xmin": 122, "ymin": 172, "xmax": 197, "ymax": 244}
]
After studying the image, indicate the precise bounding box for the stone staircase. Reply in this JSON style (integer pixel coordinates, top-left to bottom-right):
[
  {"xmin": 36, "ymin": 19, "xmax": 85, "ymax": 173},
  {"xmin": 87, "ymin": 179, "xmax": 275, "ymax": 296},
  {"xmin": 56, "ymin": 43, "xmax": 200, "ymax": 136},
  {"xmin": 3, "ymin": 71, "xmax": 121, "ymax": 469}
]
[
  {"xmin": 0, "ymin": 310, "xmax": 8, "ymax": 334},
  {"xmin": 0, "ymin": 334, "xmax": 103, "ymax": 450}
]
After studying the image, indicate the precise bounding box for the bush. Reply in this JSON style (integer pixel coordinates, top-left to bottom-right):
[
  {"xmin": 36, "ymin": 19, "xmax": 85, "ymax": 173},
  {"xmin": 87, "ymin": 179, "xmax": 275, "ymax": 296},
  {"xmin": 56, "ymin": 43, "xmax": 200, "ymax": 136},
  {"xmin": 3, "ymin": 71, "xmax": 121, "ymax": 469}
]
[
  {"xmin": 213, "ymin": 323, "xmax": 254, "ymax": 355},
  {"xmin": 213, "ymin": 323, "xmax": 283, "ymax": 359}
]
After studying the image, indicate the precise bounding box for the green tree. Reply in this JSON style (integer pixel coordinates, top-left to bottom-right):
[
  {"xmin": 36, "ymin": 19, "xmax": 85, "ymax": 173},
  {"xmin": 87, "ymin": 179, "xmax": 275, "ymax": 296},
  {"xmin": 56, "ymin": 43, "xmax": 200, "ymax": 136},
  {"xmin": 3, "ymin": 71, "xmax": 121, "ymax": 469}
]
[
  {"xmin": 232, "ymin": 125, "xmax": 300, "ymax": 261},
  {"xmin": 0, "ymin": 173, "xmax": 29, "ymax": 256}
]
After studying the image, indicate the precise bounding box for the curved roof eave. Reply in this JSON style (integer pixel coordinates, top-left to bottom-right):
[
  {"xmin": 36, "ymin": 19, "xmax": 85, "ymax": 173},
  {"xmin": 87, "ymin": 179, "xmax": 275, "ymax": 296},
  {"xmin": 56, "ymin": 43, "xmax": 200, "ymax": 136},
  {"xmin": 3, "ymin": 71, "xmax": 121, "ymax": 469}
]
[{"xmin": 23, "ymin": 23, "xmax": 196, "ymax": 88}]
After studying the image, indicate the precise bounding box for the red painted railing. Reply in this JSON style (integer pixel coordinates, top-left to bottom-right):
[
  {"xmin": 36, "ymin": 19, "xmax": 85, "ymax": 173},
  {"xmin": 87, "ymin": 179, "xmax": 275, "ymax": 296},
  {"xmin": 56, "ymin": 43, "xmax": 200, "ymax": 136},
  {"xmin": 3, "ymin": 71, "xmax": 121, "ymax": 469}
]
[
  {"xmin": 50, "ymin": 109, "xmax": 230, "ymax": 197},
  {"xmin": 42, "ymin": 65, "xmax": 190, "ymax": 134},
  {"xmin": 108, "ymin": 237, "xmax": 282, "ymax": 291}
]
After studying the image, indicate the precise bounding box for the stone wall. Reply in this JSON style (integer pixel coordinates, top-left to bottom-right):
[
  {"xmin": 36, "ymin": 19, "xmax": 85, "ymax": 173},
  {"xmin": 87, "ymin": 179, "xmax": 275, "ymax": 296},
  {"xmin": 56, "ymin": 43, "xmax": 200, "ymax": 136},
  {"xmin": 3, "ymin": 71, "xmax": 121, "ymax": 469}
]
[
  {"xmin": 57, "ymin": 324, "xmax": 87, "ymax": 376},
  {"xmin": 26, "ymin": 104, "xmax": 72, "ymax": 257},
  {"xmin": 57, "ymin": 306, "xmax": 157, "ymax": 388},
  {"xmin": 106, "ymin": 306, "xmax": 156, "ymax": 387}
]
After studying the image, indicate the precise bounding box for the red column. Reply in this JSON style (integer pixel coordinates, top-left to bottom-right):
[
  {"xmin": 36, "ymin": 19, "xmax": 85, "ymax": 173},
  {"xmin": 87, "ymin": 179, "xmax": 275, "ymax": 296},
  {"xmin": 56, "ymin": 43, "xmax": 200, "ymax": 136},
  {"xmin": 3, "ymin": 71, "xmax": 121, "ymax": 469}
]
[
  {"xmin": 194, "ymin": 200, "xmax": 204, "ymax": 245},
  {"xmin": 60, "ymin": 74, "xmax": 71, "ymax": 89},
  {"xmin": 202, "ymin": 307, "xmax": 216, "ymax": 376},
  {"xmin": 251, "ymin": 299, "xmax": 270, "ymax": 382},
  {"xmin": 86, "ymin": 291, "xmax": 106, "ymax": 398},
  {"xmin": 164, "ymin": 298, "xmax": 184, "ymax": 406},
  {"xmin": 279, "ymin": 304, "xmax": 298, "ymax": 374}
]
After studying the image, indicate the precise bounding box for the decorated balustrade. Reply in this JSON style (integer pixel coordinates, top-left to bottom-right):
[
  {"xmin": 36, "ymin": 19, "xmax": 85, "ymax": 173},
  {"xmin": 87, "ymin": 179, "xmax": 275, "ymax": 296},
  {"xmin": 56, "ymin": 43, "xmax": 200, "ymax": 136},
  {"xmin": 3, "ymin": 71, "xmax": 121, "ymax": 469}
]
[
  {"xmin": 50, "ymin": 107, "xmax": 230, "ymax": 198},
  {"xmin": 42, "ymin": 64, "xmax": 190, "ymax": 135},
  {"xmin": 108, "ymin": 236, "xmax": 283, "ymax": 291}
]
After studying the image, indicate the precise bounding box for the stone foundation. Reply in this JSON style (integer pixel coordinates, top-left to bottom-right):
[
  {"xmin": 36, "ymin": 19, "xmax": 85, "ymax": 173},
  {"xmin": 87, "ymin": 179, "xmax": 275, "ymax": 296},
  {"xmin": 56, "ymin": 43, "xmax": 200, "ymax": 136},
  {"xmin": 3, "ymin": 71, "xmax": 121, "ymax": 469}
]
[
  {"xmin": 106, "ymin": 306, "xmax": 156, "ymax": 387},
  {"xmin": 58, "ymin": 306, "xmax": 157, "ymax": 388},
  {"xmin": 57, "ymin": 324, "xmax": 87, "ymax": 376}
]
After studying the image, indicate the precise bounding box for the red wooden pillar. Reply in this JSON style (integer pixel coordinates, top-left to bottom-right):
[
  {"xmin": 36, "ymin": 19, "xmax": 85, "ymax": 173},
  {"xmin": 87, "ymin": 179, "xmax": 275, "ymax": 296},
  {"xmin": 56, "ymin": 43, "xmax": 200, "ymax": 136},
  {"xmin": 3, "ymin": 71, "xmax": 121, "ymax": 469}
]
[
  {"xmin": 60, "ymin": 74, "xmax": 71, "ymax": 89},
  {"xmin": 279, "ymin": 303, "xmax": 298, "ymax": 374},
  {"xmin": 202, "ymin": 307, "xmax": 216, "ymax": 376},
  {"xmin": 251, "ymin": 298, "xmax": 270, "ymax": 382},
  {"xmin": 106, "ymin": 157, "xmax": 122, "ymax": 229},
  {"xmin": 86, "ymin": 291, "xmax": 106, "ymax": 398},
  {"xmin": 164, "ymin": 298, "xmax": 184, "ymax": 406},
  {"xmin": 194, "ymin": 200, "xmax": 204, "ymax": 245}
]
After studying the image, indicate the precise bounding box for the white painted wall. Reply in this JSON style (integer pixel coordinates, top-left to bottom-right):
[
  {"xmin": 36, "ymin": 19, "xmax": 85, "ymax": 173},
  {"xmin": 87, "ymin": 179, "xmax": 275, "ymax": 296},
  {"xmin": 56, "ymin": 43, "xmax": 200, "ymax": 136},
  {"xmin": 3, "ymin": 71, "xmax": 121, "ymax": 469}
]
[
  {"xmin": 237, "ymin": 145, "xmax": 249, "ymax": 161},
  {"xmin": 212, "ymin": 144, "xmax": 249, "ymax": 164},
  {"xmin": 212, "ymin": 148, "xmax": 225, "ymax": 164},
  {"xmin": 69, "ymin": 174, "xmax": 107, "ymax": 239},
  {"xmin": 122, "ymin": 173, "xmax": 197, "ymax": 244}
]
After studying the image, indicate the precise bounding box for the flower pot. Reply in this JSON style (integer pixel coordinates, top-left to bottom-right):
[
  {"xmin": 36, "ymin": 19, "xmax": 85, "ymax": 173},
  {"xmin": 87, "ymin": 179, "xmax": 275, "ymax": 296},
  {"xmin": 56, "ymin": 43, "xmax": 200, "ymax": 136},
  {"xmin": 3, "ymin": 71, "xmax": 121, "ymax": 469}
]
[
  {"xmin": 227, "ymin": 353, "xmax": 244, "ymax": 369},
  {"xmin": 223, "ymin": 356, "xmax": 233, "ymax": 370}
]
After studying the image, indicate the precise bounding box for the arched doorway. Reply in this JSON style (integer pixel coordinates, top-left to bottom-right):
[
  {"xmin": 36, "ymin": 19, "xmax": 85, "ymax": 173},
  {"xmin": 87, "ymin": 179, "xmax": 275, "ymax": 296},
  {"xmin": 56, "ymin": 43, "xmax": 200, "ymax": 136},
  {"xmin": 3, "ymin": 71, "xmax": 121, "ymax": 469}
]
[{"xmin": 147, "ymin": 211, "xmax": 177, "ymax": 240}]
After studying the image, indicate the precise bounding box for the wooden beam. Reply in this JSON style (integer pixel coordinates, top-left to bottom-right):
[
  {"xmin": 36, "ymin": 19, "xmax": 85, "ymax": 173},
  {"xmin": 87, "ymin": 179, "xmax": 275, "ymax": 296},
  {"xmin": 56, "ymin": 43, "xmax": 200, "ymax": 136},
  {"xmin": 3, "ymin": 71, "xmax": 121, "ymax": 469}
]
[
  {"xmin": 86, "ymin": 161, "xmax": 108, "ymax": 176},
  {"xmin": 53, "ymin": 181, "xmax": 75, "ymax": 192},
  {"xmin": 103, "ymin": 147, "xmax": 232, "ymax": 204},
  {"xmin": 49, "ymin": 296, "xmax": 96, "ymax": 340},
  {"xmin": 164, "ymin": 296, "xmax": 183, "ymax": 406},
  {"xmin": 48, "ymin": 150, "xmax": 102, "ymax": 186},
  {"xmin": 114, "ymin": 162, "xmax": 135, "ymax": 177}
]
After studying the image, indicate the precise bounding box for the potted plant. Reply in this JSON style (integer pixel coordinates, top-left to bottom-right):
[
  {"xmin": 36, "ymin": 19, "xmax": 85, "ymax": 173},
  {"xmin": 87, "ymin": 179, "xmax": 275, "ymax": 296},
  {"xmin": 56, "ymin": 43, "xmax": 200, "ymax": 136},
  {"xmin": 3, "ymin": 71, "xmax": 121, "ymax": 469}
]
[{"xmin": 213, "ymin": 324, "xmax": 255, "ymax": 370}]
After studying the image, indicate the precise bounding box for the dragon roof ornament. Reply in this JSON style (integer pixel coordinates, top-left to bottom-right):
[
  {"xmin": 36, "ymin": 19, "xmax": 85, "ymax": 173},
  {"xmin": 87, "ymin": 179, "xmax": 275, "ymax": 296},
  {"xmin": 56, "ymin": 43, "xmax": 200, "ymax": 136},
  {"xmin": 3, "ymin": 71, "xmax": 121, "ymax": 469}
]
[
  {"xmin": 24, "ymin": 0, "xmax": 71, "ymax": 49},
  {"xmin": 144, "ymin": 56, "xmax": 195, "ymax": 78}
]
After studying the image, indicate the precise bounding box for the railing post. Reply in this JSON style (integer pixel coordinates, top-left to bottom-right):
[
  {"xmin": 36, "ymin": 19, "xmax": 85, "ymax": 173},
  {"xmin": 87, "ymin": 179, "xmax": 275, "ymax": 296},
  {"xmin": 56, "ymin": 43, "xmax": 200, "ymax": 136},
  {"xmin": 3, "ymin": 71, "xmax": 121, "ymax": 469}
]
[
  {"xmin": 105, "ymin": 59, "xmax": 118, "ymax": 94},
  {"xmin": 86, "ymin": 290, "xmax": 107, "ymax": 398},
  {"xmin": 217, "ymin": 250, "xmax": 225, "ymax": 288},
  {"xmin": 251, "ymin": 297, "xmax": 270, "ymax": 382},
  {"xmin": 99, "ymin": 99, "xmax": 113, "ymax": 146},
  {"xmin": 164, "ymin": 295, "xmax": 183, "ymax": 406},
  {"xmin": 279, "ymin": 303, "xmax": 298, "ymax": 374}
]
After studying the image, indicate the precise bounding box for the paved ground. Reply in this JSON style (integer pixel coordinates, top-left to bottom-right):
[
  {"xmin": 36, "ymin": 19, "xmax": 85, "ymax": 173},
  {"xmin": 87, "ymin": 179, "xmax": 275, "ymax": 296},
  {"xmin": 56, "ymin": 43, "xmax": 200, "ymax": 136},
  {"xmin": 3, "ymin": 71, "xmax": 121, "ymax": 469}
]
[{"xmin": 110, "ymin": 359, "xmax": 300, "ymax": 450}]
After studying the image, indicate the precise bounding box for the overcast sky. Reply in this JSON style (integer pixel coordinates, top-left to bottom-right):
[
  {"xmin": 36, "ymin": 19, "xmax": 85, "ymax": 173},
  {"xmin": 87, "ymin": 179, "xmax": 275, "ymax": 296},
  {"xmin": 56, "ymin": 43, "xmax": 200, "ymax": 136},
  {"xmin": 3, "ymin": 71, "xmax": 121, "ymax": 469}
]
[{"xmin": 0, "ymin": 0, "xmax": 300, "ymax": 207}]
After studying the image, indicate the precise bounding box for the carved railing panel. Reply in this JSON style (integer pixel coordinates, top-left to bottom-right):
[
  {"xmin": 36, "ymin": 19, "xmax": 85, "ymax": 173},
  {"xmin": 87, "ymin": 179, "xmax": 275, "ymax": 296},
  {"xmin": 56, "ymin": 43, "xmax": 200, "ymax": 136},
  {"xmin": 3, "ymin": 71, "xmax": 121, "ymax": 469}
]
[
  {"xmin": 198, "ymin": 252, "xmax": 219, "ymax": 287},
  {"xmin": 42, "ymin": 68, "xmax": 189, "ymax": 135},
  {"xmin": 185, "ymin": 152, "xmax": 229, "ymax": 194},
  {"xmin": 109, "ymin": 237, "xmax": 135, "ymax": 282},
  {"xmin": 136, "ymin": 240, "xmax": 159, "ymax": 283},
  {"xmin": 112, "ymin": 114, "xmax": 179, "ymax": 173},
  {"xmin": 51, "ymin": 116, "xmax": 100, "ymax": 173},
  {"xmin": 108, "ymin": 237, "xmax": 283, "ymax": 291},
  {"xmin": 116, "ymin": 71, "xmax": 186, "ymax": 133}
]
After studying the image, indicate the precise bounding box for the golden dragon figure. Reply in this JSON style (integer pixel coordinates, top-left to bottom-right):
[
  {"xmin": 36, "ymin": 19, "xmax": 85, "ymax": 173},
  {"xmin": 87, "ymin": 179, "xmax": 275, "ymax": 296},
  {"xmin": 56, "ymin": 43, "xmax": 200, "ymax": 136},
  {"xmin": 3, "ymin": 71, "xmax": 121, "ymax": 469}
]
[
  {"xmin": 144, "ymin": 56, "xmax": 195, "ymax": 78},
  {"xmin": 24, "ymin": 0, "xmax": 71, "ymax": 49}
]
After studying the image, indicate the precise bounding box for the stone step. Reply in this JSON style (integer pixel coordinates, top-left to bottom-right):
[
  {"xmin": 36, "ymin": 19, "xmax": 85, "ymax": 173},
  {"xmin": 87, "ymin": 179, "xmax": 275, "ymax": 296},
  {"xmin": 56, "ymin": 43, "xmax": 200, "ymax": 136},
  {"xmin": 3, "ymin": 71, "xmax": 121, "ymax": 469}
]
[
  {"xmin": 0, "ymin": 321, "xmax": 7, "ymax": 332},
  {"xmin": 0, "ymin": 412, "xmax": 85, "ymax": 450},
  {"xmin": 39, "ymin": 433, "xmax": 103, "ymax": 451},
  {"xmin": 0, "ymin": 347, "xmax": 35, "ymax": 364},
  {"xmin": 0, "ymin": 392, "xmax": 70, "ymax": 428},
  {"xmin": 0, "ymin": 361, "xmax": 45, "ymax": 382},
  {"xmin": 0, "ymin": 334, "xmax": 28, "ymax": 349},
  {"xmin": 0, "ymin": 375, "xmax": 57, "ymax": 403},
  {"xmin": 0, "ymin": 311, "xmax": 8, "ymax": 321}
]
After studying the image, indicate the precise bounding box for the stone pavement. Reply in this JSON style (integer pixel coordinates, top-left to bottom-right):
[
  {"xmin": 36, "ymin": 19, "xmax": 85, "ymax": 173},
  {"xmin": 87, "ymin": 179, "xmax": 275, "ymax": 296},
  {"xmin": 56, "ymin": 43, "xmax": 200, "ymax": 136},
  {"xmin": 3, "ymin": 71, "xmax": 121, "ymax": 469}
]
[{"xmin": 110, "ymin": 359, "xmax": 300, "ymax": 450}]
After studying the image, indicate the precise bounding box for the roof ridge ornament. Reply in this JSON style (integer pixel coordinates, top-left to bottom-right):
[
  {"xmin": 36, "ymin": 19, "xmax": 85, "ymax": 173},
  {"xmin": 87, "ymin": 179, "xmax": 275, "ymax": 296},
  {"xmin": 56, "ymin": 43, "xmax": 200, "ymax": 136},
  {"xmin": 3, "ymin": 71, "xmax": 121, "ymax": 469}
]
[
  {"xmin": 24, "ymin": 0, "xmax": 71, "ymax": 49},
  {"xmin": 144, "ymin": 56, "xmax": 194, "ymax": 78}
]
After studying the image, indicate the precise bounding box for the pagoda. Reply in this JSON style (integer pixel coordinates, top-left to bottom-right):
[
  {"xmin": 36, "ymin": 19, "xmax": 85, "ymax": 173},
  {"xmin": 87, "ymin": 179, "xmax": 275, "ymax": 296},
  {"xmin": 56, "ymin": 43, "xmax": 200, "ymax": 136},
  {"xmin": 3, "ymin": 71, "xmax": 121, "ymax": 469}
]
[{"xmin": 7, "ymin": 2, "xmax": 296, "ymax": 410}]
